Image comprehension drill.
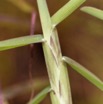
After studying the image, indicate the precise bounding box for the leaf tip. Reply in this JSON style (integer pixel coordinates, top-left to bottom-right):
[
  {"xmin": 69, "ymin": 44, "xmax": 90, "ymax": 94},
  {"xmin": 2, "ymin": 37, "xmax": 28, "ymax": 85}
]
[{"xmin": 80, "ymin": 6, "xmax": 90, "ymax": 11}]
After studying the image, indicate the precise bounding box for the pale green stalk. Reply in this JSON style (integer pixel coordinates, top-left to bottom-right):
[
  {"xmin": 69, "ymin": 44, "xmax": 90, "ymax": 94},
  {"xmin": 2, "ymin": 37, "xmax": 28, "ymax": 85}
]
[
  {"xmin": 37, "ymin": 0, "xmax": 72, "ymax": 104},
  {"xmin": 37, "ymin": 0, "xmax": 86, "ymax": 103}
]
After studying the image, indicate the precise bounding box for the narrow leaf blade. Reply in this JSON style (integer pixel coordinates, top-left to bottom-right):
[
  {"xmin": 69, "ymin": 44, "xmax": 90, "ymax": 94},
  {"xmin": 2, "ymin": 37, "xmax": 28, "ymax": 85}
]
[
  {"xmin": 0, "ymin": 35, "xmax": 43, "ymax": 51},
  {"xmin": 63, "ymin": 56, "xmax": 103, "ymax": 91},
  {"xmin": 51, "ymin": 0, "xmax": 86, "ymax": 26},
  {"xmin": 28, "ymin": 86, "xmax": 51, "ymax": 104},
  {"xmin": 81, "ymin": 6, "xmax": 103, "ymax": 20}
]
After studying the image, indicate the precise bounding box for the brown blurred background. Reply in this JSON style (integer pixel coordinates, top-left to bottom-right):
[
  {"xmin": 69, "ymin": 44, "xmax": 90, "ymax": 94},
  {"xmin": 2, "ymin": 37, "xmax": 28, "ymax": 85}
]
[{"xmin": 0, "ymin": 0, "xmax": 103, "ymax": 104}]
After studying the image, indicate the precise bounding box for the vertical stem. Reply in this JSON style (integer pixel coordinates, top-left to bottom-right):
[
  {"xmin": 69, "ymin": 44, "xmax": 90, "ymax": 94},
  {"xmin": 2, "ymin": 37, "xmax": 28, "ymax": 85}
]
[
  {"xmin": 29, "ymin": 12, "xmax": 36, "ymax": 101},
  {"xmin": 37, "ymin": 0, "xmax": 72, "ymax": 104},
  {"xmin": 0, "ymin": 87, "xmax": 3, "ymax": 104}
]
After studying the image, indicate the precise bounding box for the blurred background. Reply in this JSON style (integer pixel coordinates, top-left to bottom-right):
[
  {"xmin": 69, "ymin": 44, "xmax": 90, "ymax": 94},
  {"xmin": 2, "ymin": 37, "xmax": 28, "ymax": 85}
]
[{"xmin": 0, "ymin": 0, "xmax": 103, "ymax": 104}]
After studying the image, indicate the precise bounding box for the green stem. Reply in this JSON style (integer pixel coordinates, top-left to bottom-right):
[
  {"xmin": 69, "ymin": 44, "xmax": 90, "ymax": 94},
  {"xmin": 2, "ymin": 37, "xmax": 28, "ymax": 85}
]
[{"xmin": 37, "ymin": 0, "xmax": 72, "ymax": 104}]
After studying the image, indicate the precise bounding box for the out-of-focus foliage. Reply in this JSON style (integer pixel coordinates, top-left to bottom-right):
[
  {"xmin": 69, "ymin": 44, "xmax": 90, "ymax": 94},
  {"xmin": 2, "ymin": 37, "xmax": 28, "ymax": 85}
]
[
  {"xmin": 3, "ymin": 78, "xmax": 48, "ymax": 99},
  {"xmin": 7, "ymin": 0, "xmax": 34, "ymax": 13}
]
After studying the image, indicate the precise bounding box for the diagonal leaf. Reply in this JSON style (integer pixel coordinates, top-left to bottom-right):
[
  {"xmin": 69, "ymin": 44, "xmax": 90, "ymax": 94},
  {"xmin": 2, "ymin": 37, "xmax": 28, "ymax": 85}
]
[
  {"xmin": 63, "ymin": 56, "xmax": 103, "ymax": 91},
  {"xmin": 28, "ymin": 86, "xmax": 51, "ymax": 104},
  {"xmin": 0, "ymin": 35, "xmax": 44, "ymax": 51},
  {"xmin": 51, "ymin": 0, "xmax": 86, "ymax": 26},
  {"xmin": 81, "ymin": 6, "xmax": 103, "ymax": 20}
]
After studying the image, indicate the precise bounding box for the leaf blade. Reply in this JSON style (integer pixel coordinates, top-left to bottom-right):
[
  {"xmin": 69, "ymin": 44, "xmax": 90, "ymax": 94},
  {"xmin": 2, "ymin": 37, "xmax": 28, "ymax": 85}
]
[
  {"xmin": 81, "ymin": 6, "xmax": 103, "ymax": 20},
  {"xmin": 63, "ymin": 56, "xmax": 103, "ymax": 91},
  {"xmin": 0, "ymin": 35, "xmax": 43, "ymax": 51},
  {"xmin": 28, "ymin": 86, "xmax": 51, "ymax": 104},
  {"xmin": 51, "ymin": 0, "xmax": 86, "ymax": 26}
]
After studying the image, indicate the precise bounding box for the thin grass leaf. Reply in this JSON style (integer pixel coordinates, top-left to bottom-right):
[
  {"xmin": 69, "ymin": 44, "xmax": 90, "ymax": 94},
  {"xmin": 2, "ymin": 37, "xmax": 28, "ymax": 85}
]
[
  {"xmin": 28, "ymin": 86, "xmax": 51, "ymax": 104},
  {"xmin": 51, "ymin": 0, "xmax": 86, "ymax": 26},
  {"xmin": 0, "ymin": 35, "xmax": 44, "ymax": 51},
  {"xmin": 81, "ymin": 6, "xmax": 103, "ymax": 20},
  {"xmin": 63, "ymin": 56, "xmax": 103, "ymax": 91},
  {"xmin": 8, "ymin": 0, "xmax": 34, "ymax": 13}
]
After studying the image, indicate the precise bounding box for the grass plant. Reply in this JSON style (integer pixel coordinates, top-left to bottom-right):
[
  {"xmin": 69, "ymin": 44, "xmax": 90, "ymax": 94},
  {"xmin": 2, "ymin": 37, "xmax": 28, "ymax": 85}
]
[{"xmin": 0, "ymin": 0, "xmax": 103, "ymax": 104}]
